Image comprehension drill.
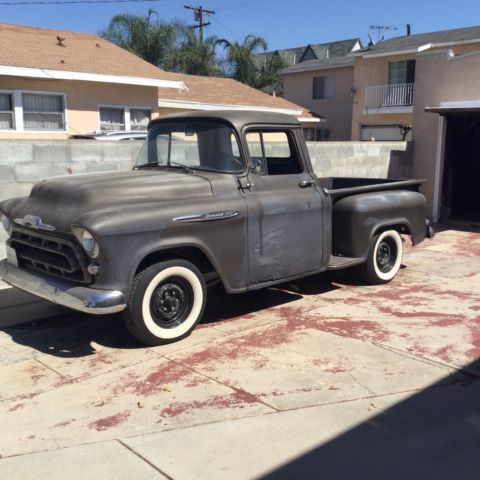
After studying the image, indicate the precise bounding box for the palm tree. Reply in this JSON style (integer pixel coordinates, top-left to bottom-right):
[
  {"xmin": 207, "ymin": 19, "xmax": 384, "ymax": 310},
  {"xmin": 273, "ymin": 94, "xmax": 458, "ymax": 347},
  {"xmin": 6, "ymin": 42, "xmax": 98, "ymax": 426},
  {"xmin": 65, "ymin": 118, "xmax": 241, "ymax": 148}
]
[
  {"xmin": 171, "ymin": 28, "xmax": 222, "ymax": 76},
  {"xmin": 257, "ymin": 52, "xmax": 289, "ymax": 95},
  {"xmin": 217, "ymin": 34, "xmax": 268, "ymax": 87},
  {"xmin": 101, "ymin": 9, "xmax": 184, "ymax": 70}
]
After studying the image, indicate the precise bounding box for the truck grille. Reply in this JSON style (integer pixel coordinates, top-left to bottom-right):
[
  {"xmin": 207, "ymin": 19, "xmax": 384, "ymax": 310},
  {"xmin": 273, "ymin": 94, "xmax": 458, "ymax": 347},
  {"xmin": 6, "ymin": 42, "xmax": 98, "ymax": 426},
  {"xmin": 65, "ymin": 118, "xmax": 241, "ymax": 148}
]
[{"xmin": 9, "ymin": 228, "xmax": 91, "ymax": 284}]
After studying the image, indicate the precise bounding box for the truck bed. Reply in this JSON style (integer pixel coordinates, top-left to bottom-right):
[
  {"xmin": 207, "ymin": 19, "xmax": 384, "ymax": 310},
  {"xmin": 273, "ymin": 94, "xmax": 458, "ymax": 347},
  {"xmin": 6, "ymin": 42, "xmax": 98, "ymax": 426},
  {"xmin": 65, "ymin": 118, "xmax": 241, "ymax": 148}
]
[{"xmin": 322, "ymin": 177, "xmax": 425, "ymax": 202}]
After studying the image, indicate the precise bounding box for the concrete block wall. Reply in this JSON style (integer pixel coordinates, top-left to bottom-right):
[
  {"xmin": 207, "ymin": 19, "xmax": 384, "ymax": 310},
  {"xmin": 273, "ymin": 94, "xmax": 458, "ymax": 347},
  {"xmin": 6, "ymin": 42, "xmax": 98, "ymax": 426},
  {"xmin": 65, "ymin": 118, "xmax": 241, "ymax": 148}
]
[
  {"xmin": 307, "ymin": 141, "xmax": 413, "ymax": 179},
  {"xmin": 0, "ymin": 139, "xmax": 413, "ymax": 242}
]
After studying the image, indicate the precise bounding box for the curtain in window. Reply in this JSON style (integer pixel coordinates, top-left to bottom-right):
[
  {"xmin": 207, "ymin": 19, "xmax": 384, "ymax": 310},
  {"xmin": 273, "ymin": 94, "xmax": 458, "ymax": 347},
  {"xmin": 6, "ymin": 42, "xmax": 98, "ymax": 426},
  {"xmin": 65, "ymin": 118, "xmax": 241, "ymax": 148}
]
[
  {"xmin": 130, "ymin": 109, "xmax": 150, "ymax": 130},
  {"xmin": 22, "ymin": 93, "xmax": 64, "ymax": 130},
  {"xmin": 0, "ymin": 93, "xmax": 13, "ymax": 129},
  {"xmin": 100, "ymin": 108, "xmax": 124, "ymax": 131}
]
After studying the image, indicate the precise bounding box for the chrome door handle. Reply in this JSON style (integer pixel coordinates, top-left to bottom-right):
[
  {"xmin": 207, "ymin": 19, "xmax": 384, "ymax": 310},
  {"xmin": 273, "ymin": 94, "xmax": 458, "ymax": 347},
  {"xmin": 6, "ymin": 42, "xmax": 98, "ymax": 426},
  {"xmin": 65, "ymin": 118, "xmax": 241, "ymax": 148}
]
[{"xmin": 298, "ymin": 180, "xmax": 315, "ymax": 188}]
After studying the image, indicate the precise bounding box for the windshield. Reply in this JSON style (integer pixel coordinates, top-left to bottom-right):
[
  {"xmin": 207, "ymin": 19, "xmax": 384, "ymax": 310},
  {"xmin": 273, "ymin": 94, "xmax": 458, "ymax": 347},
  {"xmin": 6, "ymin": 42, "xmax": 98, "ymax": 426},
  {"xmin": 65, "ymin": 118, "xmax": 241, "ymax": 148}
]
[{"xmin": 136, "ymin": 120, "xmax": 243, "ymax": 173}]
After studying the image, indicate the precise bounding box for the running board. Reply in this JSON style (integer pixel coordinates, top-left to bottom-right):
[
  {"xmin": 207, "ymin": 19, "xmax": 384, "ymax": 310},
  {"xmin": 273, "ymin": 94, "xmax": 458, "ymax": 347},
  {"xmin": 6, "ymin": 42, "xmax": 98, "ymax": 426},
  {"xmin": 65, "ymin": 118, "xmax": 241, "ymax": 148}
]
[{"xmin": 327, "ymin": 255, "xmax": 365, "ymax": 271}]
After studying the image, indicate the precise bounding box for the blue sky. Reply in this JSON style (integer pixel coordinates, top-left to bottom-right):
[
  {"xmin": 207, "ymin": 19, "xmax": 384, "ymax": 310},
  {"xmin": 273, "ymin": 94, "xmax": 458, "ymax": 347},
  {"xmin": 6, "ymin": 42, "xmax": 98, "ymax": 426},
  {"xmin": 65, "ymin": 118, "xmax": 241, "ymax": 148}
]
[{"xmin": 1, "ymin": 0, "xmax": 480, "ymax": 50}]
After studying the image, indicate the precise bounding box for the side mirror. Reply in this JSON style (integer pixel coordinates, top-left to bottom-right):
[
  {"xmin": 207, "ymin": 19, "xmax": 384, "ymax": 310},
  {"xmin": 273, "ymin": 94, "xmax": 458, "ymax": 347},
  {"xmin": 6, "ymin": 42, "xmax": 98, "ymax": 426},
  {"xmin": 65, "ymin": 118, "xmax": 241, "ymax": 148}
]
[{"xmin": 248, "ymin": 157, "xmax": 263, "ymax": 174}]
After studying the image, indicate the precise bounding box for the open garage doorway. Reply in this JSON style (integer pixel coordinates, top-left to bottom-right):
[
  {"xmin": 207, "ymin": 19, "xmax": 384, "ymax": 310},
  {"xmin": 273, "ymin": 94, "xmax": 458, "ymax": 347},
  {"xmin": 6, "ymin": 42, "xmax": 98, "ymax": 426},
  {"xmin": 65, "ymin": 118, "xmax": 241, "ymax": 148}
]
[{"xmin": 441, "ymin": 113, "xmax": 480, "ymax": 222}]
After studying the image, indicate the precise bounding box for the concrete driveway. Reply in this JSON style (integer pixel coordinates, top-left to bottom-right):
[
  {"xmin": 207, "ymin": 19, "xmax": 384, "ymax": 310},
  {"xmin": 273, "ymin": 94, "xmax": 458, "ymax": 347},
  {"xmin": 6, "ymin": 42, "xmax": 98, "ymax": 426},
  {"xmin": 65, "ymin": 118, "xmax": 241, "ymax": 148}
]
[{"xmin": 0, "ymin": 227, "xmax": 479, "ymax": 479}]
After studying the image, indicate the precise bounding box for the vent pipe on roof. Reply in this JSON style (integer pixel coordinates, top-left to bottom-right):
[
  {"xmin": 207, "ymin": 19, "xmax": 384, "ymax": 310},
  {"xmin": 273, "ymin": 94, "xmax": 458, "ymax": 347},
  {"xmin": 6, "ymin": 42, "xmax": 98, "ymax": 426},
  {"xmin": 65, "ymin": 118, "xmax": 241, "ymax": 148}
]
[
  {"xmin": 56, "ymin": 36, "xmax": 66, "ymax": 47},
  {"xmin": 406, "ymin": 24, "xmax": 411, "ymax": 36}
]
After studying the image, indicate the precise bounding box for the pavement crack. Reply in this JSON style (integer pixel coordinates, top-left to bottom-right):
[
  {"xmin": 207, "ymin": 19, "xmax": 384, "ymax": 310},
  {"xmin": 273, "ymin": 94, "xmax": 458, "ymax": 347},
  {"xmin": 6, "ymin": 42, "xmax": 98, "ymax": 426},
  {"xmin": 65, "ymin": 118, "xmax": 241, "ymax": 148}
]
[
  {"xmin": 165, "ymin": 356, "xmax": 280, "ymax": 413},
  {"xmin": 345, "ymin": 369, "xmax": 376, "ymax": 396},
  {"xmin": 34, "ymin": 357, "xmax": 68, "ymax": 381},
  {"xmin": 117, "ymin": 439, "xmax": 173, "ymax": 479}
]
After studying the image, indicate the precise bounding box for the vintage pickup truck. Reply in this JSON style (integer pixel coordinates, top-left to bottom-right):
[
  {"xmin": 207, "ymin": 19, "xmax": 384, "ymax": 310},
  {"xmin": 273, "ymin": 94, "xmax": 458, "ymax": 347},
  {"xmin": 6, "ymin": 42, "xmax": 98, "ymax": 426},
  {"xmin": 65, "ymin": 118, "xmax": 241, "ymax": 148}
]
[{"xmin": 0, "ymin": 111, "xmax": 433, "ymax": 345}]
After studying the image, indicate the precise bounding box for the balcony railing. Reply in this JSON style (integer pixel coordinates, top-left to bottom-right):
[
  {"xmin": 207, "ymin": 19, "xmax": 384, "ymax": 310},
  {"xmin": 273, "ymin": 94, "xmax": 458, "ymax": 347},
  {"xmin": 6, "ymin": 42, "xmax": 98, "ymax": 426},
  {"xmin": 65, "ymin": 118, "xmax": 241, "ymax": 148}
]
[{"xmin": 365, "ymin": 83, "xmax": 414, "ymax": 110}]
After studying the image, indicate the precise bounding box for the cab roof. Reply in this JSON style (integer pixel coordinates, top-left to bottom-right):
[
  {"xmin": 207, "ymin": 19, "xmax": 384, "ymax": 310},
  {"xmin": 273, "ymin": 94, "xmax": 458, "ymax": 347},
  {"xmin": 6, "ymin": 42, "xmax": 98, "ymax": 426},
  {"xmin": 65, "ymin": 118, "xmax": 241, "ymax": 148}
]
[{"xmin": 149, "ymin": 110, "xmax": 301, "ymax": 132}]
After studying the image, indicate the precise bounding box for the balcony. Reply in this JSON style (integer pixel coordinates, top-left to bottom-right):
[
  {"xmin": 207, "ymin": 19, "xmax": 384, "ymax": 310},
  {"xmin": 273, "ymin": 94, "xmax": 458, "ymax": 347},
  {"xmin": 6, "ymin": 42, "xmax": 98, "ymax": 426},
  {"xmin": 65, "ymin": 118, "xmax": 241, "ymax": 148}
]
[{"xmin": 365, "ymin": 83, "xmax": 414, "ymax": 114}]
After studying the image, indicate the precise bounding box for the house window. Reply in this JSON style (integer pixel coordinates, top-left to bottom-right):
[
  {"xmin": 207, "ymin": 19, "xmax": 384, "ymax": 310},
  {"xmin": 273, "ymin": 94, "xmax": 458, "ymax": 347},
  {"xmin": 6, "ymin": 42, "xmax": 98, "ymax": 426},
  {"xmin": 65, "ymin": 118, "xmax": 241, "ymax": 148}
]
[
  {"xmin": 313, "ymin": 76, "xmax": 335, "ymax": 99},
  {"xmin": 100, "ymin": 107, "xmax": 125, "ymax": 131},
  {"xmin": 130, "ymin": 109, "xmax": 151, "ymax": 130},
  {"xmin": 388, "ymin": 60, "xmax": 416, "ymax": 85},
  {"xmin": 22, "ymin": 93, "xmax": 65, "ymax": 130},
  {"xmin": 303, "ymin": 127, "xmax": 330, "ymax": 142},
  {"xmin": 0, "ymin": 93, "xmax": 14, "ymax": 130}
]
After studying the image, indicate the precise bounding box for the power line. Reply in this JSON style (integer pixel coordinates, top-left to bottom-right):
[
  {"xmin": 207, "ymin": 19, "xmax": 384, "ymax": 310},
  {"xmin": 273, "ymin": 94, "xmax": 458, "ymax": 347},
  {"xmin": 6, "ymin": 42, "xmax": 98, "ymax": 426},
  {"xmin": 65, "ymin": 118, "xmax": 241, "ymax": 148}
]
[
  {"xmin": 0, "ymin": 0, "xmax": 159, "ymax": 5},
  {"xmin": 211, "ymin": 16, "xmax": 240, "ymax": 41},
  {"xmin": 184, "ymin": 4, "xmax": 215, "ymax": 44},
  {"xmin": 214, "ymin": 0, "xmax": 275, "ymax": 12}
]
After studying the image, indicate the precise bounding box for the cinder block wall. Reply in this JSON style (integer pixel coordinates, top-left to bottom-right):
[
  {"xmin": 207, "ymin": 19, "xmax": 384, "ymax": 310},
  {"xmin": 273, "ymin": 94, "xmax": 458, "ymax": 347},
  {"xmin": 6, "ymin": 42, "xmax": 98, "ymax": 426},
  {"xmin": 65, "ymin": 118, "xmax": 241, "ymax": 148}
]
[
  {"xmin": 308, "ymin": 141, "xmax": 413, "ymax": 179},
  {"xmin": 0, "ymin": 139, "xmax": 413, "ymax": 241}
]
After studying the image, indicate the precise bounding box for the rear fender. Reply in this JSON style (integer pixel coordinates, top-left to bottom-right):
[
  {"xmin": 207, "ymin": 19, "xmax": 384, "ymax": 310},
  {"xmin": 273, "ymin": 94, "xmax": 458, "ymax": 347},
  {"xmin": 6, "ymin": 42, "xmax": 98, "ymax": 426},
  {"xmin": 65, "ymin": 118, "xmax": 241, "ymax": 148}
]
[{"xmin": 332, "ymin": 190, "xmax": 427, "ymax": 258}]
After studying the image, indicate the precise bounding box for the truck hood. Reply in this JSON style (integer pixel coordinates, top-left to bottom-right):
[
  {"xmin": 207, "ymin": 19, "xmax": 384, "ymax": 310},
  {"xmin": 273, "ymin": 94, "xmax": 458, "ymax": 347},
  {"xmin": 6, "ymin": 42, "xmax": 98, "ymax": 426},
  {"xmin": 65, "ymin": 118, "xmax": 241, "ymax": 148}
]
[{"xmin": 7, "ymin": 170, "xmax": 213, "ymax": 233}]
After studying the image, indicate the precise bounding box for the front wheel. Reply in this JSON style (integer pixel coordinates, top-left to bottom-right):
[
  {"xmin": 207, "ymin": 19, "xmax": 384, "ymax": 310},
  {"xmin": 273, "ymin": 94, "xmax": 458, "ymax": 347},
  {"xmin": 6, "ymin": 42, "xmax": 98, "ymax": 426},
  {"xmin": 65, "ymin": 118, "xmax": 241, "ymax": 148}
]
[
  {"xmin": 357, "ymin": 230, "xmax": 403, "ymax": 285},
  {"xmin": 123, "ymin": 260, "xmax": 207, "ymax": 346}
]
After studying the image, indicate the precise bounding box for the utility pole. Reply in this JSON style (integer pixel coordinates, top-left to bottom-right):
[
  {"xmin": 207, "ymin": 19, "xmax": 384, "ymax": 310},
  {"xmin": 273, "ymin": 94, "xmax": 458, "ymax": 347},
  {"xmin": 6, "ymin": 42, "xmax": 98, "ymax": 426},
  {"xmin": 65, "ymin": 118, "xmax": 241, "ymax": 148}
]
[{"xmin": 184, "ymin": 5, "xmax": 215, "ymax": 44}]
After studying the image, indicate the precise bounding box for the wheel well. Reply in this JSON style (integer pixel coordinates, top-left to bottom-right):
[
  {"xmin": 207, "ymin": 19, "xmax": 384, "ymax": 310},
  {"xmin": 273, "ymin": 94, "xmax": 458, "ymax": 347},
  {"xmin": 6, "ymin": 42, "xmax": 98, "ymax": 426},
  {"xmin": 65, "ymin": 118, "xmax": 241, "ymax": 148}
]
[
  {"xmin": 135, "ymin": 247, "xmax": 216, "ymax": 277},
  {"xmin": 374, "ymin": 223, "xmax": 411, "ymax": 236}
]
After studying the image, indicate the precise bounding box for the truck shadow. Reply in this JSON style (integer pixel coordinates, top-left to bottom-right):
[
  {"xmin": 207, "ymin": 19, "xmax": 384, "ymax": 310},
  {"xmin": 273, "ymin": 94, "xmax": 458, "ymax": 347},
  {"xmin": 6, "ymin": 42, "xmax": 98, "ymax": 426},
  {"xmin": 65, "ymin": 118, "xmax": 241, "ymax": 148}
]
[
  {"xmin": 0, "ymin": 272, "xmax": 342, "ymax": 358},
  {"xmin": 260, "ymin": 359, "xmax": 480, "ymax": 480}
]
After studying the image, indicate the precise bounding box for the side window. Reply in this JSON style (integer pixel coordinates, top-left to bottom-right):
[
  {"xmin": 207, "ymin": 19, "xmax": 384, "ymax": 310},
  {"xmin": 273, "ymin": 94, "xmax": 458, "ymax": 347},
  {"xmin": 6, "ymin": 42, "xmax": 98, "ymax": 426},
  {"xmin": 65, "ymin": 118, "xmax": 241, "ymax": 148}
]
[
  {"xmin": 245, "ymin": 131, "xmax": 266, "ymax": 174},
  {"xmin": 245, "ymin": 130, "xmax": 303, "ymax": 176}
]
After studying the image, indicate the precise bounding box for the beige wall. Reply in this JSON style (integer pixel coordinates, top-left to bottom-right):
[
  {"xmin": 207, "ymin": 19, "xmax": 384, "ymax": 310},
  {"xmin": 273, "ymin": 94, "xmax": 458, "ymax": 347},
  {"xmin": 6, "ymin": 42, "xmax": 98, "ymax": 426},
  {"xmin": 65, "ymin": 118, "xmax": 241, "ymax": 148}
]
[
  {"xmin": 282, "ymin": 66, "xmax": 354, "ymax": 140},
  {"xmin": 351, "ymin": 42, "xmax": 480, "ymax": 140},
  {"xmin": 412, "ymin": 49, "xmax": 480, "ymax": 218},
  {"xmin": 351, "ymin": 54, "xmax": 416, "ymax": 140},
  {"xmin": 0, "ymin": 76, "xmax": 160, "ymax": 139}
]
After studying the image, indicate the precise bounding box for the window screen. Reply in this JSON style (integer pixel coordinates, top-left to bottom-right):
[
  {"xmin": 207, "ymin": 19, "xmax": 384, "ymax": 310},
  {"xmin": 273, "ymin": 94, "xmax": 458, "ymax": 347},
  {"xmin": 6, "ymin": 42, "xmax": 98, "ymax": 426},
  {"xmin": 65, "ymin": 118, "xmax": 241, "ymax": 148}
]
[{"xmin": 22, "ymin": 93, "xmax": 65, "ymax": 130}]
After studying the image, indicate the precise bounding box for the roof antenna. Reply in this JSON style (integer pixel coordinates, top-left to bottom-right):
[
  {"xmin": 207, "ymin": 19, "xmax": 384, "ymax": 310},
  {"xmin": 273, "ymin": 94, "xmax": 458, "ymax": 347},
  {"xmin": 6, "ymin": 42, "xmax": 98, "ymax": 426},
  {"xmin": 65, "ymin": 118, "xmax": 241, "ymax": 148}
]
[{"xmin": 367, "ymin": 34, "xmax": 376, "ymax": 47}]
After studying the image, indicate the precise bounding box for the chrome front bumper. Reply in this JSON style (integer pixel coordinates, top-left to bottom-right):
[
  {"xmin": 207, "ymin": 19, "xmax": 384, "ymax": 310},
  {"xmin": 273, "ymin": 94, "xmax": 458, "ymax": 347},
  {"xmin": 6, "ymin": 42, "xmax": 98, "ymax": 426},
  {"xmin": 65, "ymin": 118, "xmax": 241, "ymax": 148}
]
[{"xmin": 0, "ymin": 260, "xmax": 126, "ymax": 315}]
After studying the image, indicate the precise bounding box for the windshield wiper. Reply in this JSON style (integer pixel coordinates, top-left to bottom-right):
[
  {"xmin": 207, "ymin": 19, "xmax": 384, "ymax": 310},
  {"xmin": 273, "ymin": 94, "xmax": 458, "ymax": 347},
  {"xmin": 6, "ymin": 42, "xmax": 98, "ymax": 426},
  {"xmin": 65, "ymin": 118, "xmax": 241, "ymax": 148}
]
[
  {"xmin": 135, "ymin": 162, "xmax": 194, "ymax": 174},
  {"xmin": 169, "ymin": 161, "xmax": 195, "ymax": 174}
]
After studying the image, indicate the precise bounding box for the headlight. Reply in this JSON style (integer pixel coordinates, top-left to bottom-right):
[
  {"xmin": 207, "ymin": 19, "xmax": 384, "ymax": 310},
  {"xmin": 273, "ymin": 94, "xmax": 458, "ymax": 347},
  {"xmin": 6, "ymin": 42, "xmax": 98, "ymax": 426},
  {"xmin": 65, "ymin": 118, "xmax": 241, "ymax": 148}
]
[
  {"xmin": 72, "ymin": 226, "xmax": 99, "ymax": 258},
  {"xmin": 0, "ymin": 211, "xmax": 12, "ymax": 235}
]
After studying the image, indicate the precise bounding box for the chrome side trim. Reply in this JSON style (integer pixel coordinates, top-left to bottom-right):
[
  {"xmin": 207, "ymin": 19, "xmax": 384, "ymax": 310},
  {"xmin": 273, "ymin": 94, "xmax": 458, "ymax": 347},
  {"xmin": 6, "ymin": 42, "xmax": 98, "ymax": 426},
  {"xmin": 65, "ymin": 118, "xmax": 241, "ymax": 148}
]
[
  {"xmin": 0, "ymin": 260, "xmax": 126, "ymax": 315},
  {"xmin": 173, "ymin": 210, "xmax": 240, "ymax": 223},
  {"xmin": 13, "ymin": 215, "xmax": 56, "ymax": 231}
]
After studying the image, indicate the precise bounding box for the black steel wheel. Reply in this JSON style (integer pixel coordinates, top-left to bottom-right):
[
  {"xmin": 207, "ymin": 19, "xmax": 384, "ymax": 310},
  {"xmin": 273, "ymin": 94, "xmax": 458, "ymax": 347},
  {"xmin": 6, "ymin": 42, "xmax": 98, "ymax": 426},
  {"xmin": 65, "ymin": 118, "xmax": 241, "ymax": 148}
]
[
  {"xmin": 123, "ymin": 260, "xmax": 207, "ymax": 346},
  {"xmin": 357, "ymin": 230, "xmax": 403, "ymax": 284}
]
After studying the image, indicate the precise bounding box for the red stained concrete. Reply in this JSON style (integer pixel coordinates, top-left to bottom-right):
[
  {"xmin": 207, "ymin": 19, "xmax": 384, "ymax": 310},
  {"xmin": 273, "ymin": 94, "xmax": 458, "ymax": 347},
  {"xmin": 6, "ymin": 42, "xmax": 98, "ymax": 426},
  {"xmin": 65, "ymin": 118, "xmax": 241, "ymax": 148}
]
[
  {"xmin": 89, "ymin": 411, "xmax": 131, "ymax": 432},
  {"xmin": 1, "ymin": 227, "xmax": 479, "ymax": 457}
]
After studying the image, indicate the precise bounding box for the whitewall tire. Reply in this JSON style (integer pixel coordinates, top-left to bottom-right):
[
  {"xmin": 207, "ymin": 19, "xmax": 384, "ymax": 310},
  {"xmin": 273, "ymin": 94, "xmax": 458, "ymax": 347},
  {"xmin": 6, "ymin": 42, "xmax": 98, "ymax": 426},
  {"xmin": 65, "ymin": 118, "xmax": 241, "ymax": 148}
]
[
  {"xmin": 358, "ymin": 230, "xmax": 403, "ymax": 284},
  {"xmin": 123, "ymin": 260, "xmax": 207, "ymax": 346}
]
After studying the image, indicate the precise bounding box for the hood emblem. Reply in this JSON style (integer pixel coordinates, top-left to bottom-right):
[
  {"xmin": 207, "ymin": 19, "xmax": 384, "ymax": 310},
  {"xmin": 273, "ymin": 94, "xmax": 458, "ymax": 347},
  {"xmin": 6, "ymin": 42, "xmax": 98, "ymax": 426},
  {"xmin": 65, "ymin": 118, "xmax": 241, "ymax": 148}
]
[{"xmin": 14, "ymin": 215, "xmax": 56, "ymax": 231}]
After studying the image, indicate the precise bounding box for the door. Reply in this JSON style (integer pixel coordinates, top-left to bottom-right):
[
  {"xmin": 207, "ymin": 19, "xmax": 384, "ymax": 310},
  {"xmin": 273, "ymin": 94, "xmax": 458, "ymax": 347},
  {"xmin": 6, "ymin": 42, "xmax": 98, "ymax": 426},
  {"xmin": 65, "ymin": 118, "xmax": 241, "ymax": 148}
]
[{"xmin": 242, "ymin": 128, "xmax": 325, "ymax": 285}]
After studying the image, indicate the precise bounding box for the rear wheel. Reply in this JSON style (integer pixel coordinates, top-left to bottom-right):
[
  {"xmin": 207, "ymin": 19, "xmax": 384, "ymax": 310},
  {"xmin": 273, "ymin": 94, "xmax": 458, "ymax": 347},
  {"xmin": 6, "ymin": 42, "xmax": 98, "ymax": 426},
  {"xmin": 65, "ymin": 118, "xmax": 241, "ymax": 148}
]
[
  {"xmin": 357, "ymin": 230, "xmax": 403, "ymax": 284},
  {"xmin": 123, "ymin": 260, "xmax": 206, "ymax": 346}
]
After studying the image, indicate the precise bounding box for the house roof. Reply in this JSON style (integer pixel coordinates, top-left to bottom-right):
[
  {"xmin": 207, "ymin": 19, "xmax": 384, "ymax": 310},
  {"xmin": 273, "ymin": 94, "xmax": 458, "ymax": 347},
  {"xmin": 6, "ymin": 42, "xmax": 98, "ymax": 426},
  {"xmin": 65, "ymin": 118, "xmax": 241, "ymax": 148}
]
[
  {"xmin": 360, "ymin": 25, "xmax": 480, "ymax": 56},
  {"xmin": 0, "ymin": 23, "xmax": 184, "ymax": 88},
  {"xmin": 157, "ymin": 73, "xmax": 322, "ymax": 121},
  {"xmin": 279, "ymin": 55, "xmax": 355, "ymax": 75},
  {"xmin": 254, "ymin": 38, "xmax": 361, "ymax": 67},
  {"xmin": 307, "ymin": 39, "xmax": 361, "ymax": 60}
]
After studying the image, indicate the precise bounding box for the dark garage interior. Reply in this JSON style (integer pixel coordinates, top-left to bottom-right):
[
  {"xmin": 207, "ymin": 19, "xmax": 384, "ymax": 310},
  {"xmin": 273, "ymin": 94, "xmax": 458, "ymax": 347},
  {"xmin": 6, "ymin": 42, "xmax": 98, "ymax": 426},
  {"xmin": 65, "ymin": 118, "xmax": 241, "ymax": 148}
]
[{"xmin": 442, "ymin": 113, "xmax": 480, "ymax": 222}]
